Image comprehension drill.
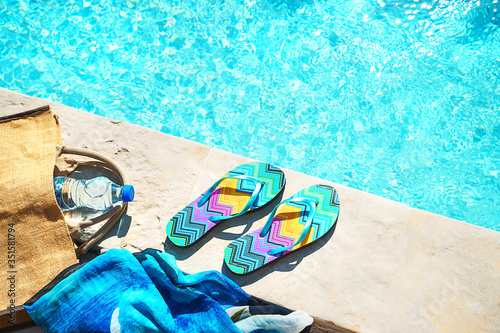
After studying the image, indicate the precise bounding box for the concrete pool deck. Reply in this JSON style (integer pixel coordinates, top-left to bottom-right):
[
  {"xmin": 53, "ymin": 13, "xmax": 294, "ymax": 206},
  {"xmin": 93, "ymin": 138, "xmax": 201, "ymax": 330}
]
[{"xmin": 1, "ymin": 87, "xmax": 499, "ymax": 333}]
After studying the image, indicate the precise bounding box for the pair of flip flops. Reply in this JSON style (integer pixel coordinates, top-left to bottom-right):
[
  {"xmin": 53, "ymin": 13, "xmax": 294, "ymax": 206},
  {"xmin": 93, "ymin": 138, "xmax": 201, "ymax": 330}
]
[{"xmin": 166, "ymin": 162, "xmax": 340, "ymax": 274}]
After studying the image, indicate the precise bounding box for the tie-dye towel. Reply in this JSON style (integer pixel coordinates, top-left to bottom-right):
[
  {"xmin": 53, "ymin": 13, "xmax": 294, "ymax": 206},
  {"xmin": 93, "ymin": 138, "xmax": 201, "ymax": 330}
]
[{"xmin": 24, "ymin": 249, "xmax": 249, "ymax": 333}]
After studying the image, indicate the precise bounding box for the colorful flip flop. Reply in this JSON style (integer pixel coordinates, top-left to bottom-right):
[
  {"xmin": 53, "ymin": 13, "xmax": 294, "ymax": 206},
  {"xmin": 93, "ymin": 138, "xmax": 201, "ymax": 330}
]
[
  {"xmin": 224, "ymin": 184, "xmax": 340, "ymax": 274},
  {"xmin": 167, "ymin": 162, "xmax": 286, "ymax": 247}
]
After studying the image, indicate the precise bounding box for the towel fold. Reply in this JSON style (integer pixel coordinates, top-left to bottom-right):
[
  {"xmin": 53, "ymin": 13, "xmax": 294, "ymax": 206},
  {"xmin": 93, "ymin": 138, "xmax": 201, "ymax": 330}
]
[
  {"xmin": 227, "ymin": 305, "xmax": 313, "ymax": 333},
  {"xmin": 25, "ymin": 249, "xmax": 249, "ymax": 333}
]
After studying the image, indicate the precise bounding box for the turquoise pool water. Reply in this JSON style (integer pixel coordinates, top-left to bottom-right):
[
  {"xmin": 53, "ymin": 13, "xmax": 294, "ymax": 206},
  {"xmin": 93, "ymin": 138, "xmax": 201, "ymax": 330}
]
[{"xmin": 1, "ymin": 0, "xmax": 499, "ymax": 231}]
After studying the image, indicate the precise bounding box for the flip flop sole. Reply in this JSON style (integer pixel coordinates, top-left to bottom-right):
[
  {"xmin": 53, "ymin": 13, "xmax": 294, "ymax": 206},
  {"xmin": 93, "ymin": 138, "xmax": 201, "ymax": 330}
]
[
  {"xmin": 224, "ymin": 184, "xmax": 340, "ymax": 274},
  {"xmin": 167, "ymin": 162, "xmax": 286, "ymax": 247}
]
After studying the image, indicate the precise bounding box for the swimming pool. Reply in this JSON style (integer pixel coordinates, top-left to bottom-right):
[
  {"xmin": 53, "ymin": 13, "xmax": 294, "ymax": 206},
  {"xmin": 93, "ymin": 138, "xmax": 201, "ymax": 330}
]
[{"xmin": 1, "ymin": 0, "xmax": 499, "ymax": 231}]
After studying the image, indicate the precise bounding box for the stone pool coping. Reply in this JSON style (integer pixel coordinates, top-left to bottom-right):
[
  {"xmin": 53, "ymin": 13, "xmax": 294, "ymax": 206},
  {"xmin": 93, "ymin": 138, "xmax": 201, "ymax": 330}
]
[{"xmin": 1, "ymin": 87, "xmax": 499, "ymax": 333}]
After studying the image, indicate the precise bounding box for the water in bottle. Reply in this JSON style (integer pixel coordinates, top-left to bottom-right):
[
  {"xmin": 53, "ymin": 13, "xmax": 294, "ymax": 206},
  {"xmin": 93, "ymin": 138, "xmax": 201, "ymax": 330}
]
[{"xmin": 54, "ymin": 176, "xmax": 134, "ymax": 211}]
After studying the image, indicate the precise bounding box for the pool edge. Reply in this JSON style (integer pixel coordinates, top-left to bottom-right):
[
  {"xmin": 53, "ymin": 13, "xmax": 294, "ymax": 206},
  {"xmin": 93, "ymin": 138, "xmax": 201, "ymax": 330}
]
[{"xmin": 1, "ymin": 87, "xmax": 499, "ymax": 333}]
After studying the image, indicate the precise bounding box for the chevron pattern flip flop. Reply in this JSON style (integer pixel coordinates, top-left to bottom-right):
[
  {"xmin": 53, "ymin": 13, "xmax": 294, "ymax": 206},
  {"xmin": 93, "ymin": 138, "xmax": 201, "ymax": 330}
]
[
  {"xmin": 167, "ymin": 162, "xmax": 286, "ymax": 247},
  {"xmin": 224, "ymin": 184, "xmax": 339, "ymax": 274}
]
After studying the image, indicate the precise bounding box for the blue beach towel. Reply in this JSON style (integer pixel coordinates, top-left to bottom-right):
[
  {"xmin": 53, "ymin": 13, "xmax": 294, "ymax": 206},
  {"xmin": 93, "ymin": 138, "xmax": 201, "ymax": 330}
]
[{"xmin": 24, "ymin": 249, "xmax": 250, "ymax": 333}]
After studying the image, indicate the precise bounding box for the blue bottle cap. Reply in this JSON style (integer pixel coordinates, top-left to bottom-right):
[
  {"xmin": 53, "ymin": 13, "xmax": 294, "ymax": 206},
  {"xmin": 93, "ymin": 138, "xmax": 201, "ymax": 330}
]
[{"xmin": 122, "ymin": 185, "xmax": 135, "ymax": 202}]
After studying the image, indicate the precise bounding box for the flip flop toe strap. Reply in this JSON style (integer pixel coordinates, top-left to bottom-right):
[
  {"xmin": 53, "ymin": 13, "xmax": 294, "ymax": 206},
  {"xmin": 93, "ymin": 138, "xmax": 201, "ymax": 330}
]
[
  {"xmin": 197, "ymin": 174, "xmax": 263, "ymax": 222},
  {"xmin": 260, "ymin": 197, "xmax": 318, "ymax": 255}
]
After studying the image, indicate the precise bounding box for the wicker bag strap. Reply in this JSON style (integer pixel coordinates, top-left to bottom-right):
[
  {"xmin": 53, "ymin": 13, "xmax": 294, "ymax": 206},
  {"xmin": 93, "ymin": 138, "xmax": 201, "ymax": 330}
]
[{"xmin": 55, "ymin": 146, "xmax": 129, "ymax": 257}]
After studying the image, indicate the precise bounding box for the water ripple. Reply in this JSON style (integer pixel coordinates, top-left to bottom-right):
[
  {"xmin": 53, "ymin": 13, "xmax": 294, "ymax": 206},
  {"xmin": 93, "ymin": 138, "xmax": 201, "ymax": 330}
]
[{"xmin": 1, "ymin": 0, "xmax": 499, "ymax": 230}]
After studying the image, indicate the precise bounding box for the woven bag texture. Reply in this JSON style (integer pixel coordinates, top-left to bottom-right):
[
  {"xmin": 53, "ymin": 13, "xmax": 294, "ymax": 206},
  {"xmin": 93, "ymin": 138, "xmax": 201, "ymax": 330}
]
[{"xmin": 0, "ymin": 106, "xmax": 77, "ymax": 311}]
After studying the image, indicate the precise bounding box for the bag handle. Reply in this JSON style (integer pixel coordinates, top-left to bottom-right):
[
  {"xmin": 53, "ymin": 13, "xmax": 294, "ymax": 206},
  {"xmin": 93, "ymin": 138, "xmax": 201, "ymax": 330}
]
[{"xmin": 55, "ymin": 146, "xmax": 130, "ymax": 257}]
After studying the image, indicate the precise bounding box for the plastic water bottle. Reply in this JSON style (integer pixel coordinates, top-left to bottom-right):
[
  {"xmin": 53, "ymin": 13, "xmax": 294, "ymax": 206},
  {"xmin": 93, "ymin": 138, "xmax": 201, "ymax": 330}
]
[{"xmin": 53, "ymin": 176, "xmax": 134, "ymax": 211}]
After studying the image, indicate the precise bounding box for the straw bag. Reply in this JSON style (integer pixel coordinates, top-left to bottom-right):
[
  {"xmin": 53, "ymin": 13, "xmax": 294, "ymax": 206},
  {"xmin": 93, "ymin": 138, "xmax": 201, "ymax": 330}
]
[{"xmin": 0, "ymin": 105, "xmax": 129, "ymax": 329}]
